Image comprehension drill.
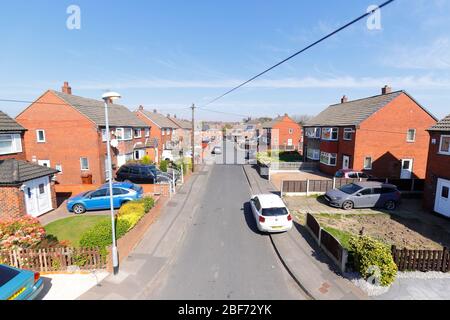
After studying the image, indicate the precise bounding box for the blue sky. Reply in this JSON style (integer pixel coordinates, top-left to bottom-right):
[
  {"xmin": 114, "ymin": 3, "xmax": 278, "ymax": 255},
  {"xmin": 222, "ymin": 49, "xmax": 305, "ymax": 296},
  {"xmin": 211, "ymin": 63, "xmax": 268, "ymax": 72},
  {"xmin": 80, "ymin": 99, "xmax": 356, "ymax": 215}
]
[{"xmin": 0, "ymin": 0, "xmax": 449, "ymax": 121}]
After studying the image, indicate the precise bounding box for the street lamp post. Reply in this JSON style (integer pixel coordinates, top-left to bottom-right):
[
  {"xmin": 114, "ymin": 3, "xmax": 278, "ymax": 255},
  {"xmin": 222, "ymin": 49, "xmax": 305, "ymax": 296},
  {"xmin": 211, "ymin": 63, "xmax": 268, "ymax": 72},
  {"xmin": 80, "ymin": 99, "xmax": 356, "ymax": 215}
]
[{"xmin": 102, "ymin": 91, "xmax": 122, "ymax": 276}]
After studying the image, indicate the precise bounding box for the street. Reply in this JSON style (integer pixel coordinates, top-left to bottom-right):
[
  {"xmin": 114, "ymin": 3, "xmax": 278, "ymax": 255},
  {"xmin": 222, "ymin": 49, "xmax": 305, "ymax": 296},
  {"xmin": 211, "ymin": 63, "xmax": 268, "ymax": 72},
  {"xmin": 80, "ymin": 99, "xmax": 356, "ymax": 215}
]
[{"xmin": 147, "ymin": 164, "xmax": 305, "ymax": 299}]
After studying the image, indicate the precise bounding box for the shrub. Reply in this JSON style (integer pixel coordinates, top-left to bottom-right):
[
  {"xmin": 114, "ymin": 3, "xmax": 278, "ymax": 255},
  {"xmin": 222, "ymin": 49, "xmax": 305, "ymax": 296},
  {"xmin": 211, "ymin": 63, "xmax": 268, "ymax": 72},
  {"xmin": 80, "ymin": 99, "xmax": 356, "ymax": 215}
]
[
  {"xmin": 141, "ymin": 155, "xmax": 153, "ymax": 165},
  {"xmin": 137, "ymin": 197, "xmax": 155, "ymax": 213},
  {"xmin": 159, "ymin": 160, "xmax": 169, "ymax": 172},
  {"xmin": 117, "ymin": 202, "xmax": 145, "ymax": 230},
  {"xmin": 79, "ymin": 219, "xmax": 130, "ymax": 249},
  {"xmin": 349, "ymin": 236, "xmax": 397, "ymax": 287},
  {"xmin": 0, "ymin": 216, "xmax": 46, "ymax": 250}
]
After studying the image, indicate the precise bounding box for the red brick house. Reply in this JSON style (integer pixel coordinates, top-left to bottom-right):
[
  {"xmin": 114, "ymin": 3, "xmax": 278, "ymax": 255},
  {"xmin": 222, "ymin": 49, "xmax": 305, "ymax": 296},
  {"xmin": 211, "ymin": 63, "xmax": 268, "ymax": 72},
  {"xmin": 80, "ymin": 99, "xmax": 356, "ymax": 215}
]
[
  {"xmin": 261, "ymin": 114, "xmax": 302, "ymax": 151},
  {"xmin": 303, "ymin": 86, "xmax": 437, "ymax": 178},
  {"xmin": 135, "ymin": 107, "xmax": 179, "ymax": 162},
  {"xmin": 0, "ymin": 111, "xmax": 57, "ymax": 220},
  {"xmin": 16, "ymin": 82, "xmax": 150, "ymax": 185},
  {"xmin": 424, "ymin": 115, "xmax": 450, "ymax": 217}
]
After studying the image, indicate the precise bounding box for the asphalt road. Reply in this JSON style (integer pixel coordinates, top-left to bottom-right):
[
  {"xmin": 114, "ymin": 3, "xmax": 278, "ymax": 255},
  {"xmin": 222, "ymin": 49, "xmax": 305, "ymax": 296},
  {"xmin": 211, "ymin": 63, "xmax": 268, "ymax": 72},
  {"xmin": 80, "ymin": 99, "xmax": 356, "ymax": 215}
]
[{"xmin": 148, "ymin": 163, "xmax": 306, "ymax": 299}]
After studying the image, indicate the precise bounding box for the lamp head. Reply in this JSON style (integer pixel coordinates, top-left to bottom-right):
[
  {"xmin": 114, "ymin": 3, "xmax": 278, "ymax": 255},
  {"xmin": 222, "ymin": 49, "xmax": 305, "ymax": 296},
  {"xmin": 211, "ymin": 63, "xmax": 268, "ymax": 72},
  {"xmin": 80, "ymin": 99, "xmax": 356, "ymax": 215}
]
[{"xmin": 102, "ymin": 91, "xmax": 122, "ymax": 102}]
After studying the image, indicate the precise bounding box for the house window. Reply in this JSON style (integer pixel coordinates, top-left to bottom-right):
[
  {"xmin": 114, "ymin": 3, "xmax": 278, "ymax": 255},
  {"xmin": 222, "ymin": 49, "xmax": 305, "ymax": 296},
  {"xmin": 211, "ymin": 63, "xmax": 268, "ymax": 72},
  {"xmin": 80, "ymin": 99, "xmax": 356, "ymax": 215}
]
[
  {"xmin": 321, "ymin": 128, "xmax": 339, "ymax": 141},
  {"xmin": 38, "ymin": 184, "xmax": 45, "ymax": 194},
  {"xmin": 305, "ymin": 127, "xmax": 321, "ymax": 138},
  {"xmin": 55, "ymin": 164, "xmax": 63, "ymax": 174},
  {"xmin": 36, "ymin": 130, "xmax": 46, "ymax": 143},
  {"xmin": 406, "ymin": 129, "xmax": 416, "ymax": 142},
  {"xmin": 307, "ymin": 148, "xmax": 320, "ymax": 160},
  {"xmin": 289, "ymin": 128, "xmax": 294, "ymax": 134},
  {"xmin": 0, "ymin": 134, "xmax": 22, "ymax": 155},
  {"xmin": 134, "ymin": 149, "xmax": 145, "ymax": 160},
  {"xmin": 116, "ymin": 128, "xmax": 132, "ymax": 141},
  {"xmin": 364, "ymin": 157, "xmax": 373, "ymax": 170},
  {"xmin": 101, "ymin": 129, "xmax": 108, "ymax": 142},
  {"xmin": 145, "ymin": 128, "xmax": 150, "ymax": 137},
  {"xmin": 134, "ymin": 129, "xmax": 142, "ymax": 138},
  {"xmin": 80, "ymin": 157, "xmax": 89, "ymax": 170},
  {"xmin": 320, "ymin": 152, "xmax": 337, "ymax": 166},
  {"xmin": 162, "ymin": 129, "xmax": 165, "ymax": 136},
  {"xmin": 343, "ymin": 128, "xmax": 353, "ymax": 141},
  {"xmin": 439, "ymin": 135, "xmax": 450, "ymax": 155}
]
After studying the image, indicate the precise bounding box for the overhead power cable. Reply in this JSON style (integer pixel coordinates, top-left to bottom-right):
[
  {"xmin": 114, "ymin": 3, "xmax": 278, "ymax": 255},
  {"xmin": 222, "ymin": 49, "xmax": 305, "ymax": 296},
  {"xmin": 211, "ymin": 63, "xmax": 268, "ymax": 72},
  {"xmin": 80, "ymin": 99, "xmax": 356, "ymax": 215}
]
[{"xmin": 201, "ymin": 0, "xmax": 395, "ymax": 108}]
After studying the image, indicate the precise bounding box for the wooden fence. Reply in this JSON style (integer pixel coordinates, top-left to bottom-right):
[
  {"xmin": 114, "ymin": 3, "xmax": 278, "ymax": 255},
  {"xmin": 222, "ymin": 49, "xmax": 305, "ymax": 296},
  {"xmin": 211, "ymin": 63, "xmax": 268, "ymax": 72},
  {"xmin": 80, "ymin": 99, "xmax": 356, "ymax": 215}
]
[
  {"xmin": 305, "ymin": 213, "xmax": 348, "ymax": 272},
  {"xmin": 391, "ymin": 246, "xmax": 450, "ymax": 272},
  {"xmin": 0, "ymin": 247, "xmax": 106, "ymax": 273},
  {"xmin": 282, "ymin": 178, "xmax": 425, "ymax": 196}
]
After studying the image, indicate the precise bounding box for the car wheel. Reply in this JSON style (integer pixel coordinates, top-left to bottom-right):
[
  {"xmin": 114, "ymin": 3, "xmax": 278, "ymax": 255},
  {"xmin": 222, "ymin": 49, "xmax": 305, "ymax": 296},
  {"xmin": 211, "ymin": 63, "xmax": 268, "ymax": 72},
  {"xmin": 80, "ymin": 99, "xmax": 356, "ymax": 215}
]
[
  {"xmin": 342, "ymin": 201, "xmax": 354, "ymax": 210},
  {"xmin": 72, "ymin": 204, "xmax": 86, "ymax": 214},
  {"xmin": 384, "ymin": 200, "xmax": 397, "ymax": 210}
]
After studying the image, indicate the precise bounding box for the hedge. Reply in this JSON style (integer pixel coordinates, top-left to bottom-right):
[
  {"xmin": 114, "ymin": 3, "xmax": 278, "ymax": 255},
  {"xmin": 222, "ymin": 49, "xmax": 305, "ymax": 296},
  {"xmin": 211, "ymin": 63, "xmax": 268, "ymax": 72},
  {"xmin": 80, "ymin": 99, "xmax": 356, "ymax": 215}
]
[{"xmin": 349, "ymin": 236, "xmax": 398, "ymax": 287}]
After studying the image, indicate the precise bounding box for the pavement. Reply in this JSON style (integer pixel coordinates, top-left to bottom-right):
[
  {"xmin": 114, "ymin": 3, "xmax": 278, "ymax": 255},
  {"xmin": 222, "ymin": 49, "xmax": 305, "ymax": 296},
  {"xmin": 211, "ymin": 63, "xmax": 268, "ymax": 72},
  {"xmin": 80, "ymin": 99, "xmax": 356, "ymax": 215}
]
[
  {"xmin": 36, "ymin": 272, "xmax": 109, "ymax": 300},
  {"xmin": 243, "ymin": 164, "xmax": 368, "ymax": 300}
]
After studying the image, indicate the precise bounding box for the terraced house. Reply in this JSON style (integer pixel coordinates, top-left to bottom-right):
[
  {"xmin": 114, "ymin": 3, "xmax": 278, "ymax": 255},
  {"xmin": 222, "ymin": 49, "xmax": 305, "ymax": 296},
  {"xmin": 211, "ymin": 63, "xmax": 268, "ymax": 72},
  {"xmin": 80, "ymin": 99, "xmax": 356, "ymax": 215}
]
[
  {"xmin": 15, "ymin": 82, "xmax": 150, "ymax": 185},
  {"xmin": 0, "ymin": 111, "xmax": 57, "ymax": 219},
  {"xmin": 424, "ymin": 115, "xmax": 450, "ymax": 217},
  {"xmin": 303, "ymin": 86, "xmax": 437, "ymax": 178}
]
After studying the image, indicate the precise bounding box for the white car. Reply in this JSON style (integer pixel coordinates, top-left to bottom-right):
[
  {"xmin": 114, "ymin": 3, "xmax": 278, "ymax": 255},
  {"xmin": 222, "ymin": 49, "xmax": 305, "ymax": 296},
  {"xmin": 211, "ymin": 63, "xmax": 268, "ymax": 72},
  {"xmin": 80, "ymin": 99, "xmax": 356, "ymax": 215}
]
[
  {"xmin": 162, "ymin": 150, "xmax": 174, "ymax": 161},
  {"xmin": 250, "ymin": 194, "xmax": 293, "ymax": 233},
  {"xmin": 212, "ymin": 146, "xmax": 222, "ymax": 154}
]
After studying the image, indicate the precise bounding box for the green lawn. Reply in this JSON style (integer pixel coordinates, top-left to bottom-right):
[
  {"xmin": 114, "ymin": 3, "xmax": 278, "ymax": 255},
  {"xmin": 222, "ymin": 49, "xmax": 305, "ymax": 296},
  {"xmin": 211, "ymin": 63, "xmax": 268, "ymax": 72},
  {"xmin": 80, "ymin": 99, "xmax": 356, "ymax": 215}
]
[
  {"xmin": 45, "ymin": 215, "xmax": 109, "ymax": 247},
  {"xmin": 322, "ymin": 226, "xmax": 354, "ymax": 250}
]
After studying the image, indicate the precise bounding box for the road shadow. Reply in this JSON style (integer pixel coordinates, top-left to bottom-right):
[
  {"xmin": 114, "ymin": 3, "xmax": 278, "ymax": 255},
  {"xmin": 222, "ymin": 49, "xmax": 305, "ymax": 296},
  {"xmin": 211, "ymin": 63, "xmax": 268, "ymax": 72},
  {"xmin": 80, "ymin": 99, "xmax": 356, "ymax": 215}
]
[{"xmin": 35, "ymin": 277, "xmax": 52, "ymax": 300}]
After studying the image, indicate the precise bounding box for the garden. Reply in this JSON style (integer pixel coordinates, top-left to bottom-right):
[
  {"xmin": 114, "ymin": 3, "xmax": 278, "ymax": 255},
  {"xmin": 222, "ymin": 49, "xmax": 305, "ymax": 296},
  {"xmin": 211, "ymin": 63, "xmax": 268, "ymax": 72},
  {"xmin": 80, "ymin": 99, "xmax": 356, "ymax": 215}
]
[
  {"xmin": 0, "ymin": 197, "xmax": 156, "ymax": 270},
  {"xmin": 256, "ymin": 150, "xmax": 303, "ymax": 164}
]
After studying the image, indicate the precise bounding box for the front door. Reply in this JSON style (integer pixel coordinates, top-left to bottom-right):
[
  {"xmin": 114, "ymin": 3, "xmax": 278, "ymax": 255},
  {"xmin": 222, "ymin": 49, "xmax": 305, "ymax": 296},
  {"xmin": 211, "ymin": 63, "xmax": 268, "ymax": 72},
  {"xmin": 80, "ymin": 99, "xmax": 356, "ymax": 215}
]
[
  {"xmin": 435, "ymin": 178, "xmax": 450, "ymax": 217},
  {"xmin": 24, "ymin": 177, "xmax": 52, "ymax": 217},
  {"xmin": 342, "ymin": 155, "xmax": 350, "ymax": 170},
  {"xmin": 400, "ymin": 159, "xmax": 413, "ymax": 179}
]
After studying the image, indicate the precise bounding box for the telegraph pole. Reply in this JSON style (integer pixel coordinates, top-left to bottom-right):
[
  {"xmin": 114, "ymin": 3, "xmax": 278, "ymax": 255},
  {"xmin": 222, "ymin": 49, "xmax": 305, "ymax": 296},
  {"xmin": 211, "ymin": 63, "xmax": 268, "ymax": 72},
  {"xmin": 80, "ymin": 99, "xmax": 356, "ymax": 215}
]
[{"xmin": 191, "ymin": 103, "xmax": 195, "ymax": 173}]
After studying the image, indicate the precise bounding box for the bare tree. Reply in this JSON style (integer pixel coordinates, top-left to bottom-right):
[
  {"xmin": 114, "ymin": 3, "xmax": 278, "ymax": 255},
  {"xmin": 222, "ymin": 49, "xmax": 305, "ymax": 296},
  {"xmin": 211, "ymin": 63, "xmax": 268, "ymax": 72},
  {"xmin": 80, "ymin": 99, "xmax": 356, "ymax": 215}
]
[{"xmin": 291, "ymin": 114, "xmax": 313, "ymax": 125}]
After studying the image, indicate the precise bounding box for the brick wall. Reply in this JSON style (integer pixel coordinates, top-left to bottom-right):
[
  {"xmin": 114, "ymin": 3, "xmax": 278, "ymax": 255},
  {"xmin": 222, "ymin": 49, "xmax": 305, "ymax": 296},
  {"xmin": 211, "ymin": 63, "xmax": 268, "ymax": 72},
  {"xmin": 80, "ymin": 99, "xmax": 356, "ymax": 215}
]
[
  {"xmin": 354, "ymin": 93, "xmax": 437, "ymax": 179},
  {"xmin": 0, "ymin": 186, "xmax": 26, "ymax": 220},
  {"xmin": 424, "ymin": 132, "xmax": 450, "ymax": 211},
  {"xmin": 271, "ymin": 116, "xmax": 302, "ymax": 150}
]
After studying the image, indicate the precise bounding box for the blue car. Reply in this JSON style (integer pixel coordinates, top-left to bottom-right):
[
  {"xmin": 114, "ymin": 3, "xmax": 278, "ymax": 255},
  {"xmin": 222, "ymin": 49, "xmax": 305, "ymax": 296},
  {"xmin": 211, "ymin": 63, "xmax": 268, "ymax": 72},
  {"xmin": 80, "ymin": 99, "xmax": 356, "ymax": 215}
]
[
  {"xmin": 0, "ymin": 264, "xmax": 44, "ymax": 300},
  {"xmin": 67, "ymin": 182, "xmax": 144, "ymax": 214}
]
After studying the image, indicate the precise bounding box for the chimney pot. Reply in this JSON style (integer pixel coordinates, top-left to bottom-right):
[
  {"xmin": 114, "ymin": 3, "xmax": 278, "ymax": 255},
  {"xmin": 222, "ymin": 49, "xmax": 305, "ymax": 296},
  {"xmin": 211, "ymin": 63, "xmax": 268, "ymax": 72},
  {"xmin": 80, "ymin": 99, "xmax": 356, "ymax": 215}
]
[
  {"xmin": 382, "ymin": 85, "xmax": 392, "ymax": 95},
  {"xmin": 153, "ymin": 109, "xmax": 157, "ymax": 113},
  {"xmin": 341, "ymin": 95, "xmax": 348, "ymax": 103},
  {"xmin": 138, "ymin": 105, "xmax": 144, "ymax": 111},
  {"xmin": 62, "ymin": 81, "xmax": 72, "ymax": 95}
]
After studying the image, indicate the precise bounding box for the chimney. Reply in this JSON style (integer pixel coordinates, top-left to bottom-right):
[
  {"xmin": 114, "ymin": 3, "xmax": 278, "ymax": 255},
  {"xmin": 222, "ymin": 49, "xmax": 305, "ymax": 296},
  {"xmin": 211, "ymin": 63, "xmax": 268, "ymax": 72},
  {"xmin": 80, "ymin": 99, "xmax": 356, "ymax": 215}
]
[
  {"xmin": 174, "ymin": 114, "xmax": 177, "ymax": 119},
  {"xmin": 153, "ymin": 109, "xmax": 157, "ymax": 113},
  {"xmin": 284, "ymin": 113, "xmax": 288, "ymax": 117},
  {"xmin": 138, "ymin": 105, "xmax": 144, "ymax": 111},
  {"xmin": 341, "ymin": 95, "xmax": 348, "ymax": 103},
  {"xmin": 167, "ymin": 114, "xmax": 170, "ymax": 118},
  {"xmin": 62, "ymin": 82, "xmax": 72, "ymax": 95},
  {"xmin": 382, "ymin": 85, "xmax": 392, "ymax": 95}
]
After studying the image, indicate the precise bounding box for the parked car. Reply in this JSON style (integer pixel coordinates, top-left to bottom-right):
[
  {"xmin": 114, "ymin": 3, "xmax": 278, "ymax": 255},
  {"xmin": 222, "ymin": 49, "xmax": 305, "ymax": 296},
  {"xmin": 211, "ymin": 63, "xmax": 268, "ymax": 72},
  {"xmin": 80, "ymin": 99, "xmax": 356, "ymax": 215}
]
[
  {"xmin": 334, "ymin": 169, "xmax": 372, "ymax": 179},
  {"xmin": 212, "ymin": 146, "xmax": 222, "ymax": 155},
  {"xmin": 116, "ymin": 164, "xmax": 159, "ymax": 184},
  {"xmin": 250, "ymin": 194, "xmax": 293, "ymax": 233},
  {"xmin": 324, "ymin": 181, "xmax": 401, "ymax": 210},
  {"xmin": 0, "ymin": 264, "xmax": 43, "ymax": 300},
  {"xmin": 67, "ymin": 182, "xmax": 143, "ymax": 214}
]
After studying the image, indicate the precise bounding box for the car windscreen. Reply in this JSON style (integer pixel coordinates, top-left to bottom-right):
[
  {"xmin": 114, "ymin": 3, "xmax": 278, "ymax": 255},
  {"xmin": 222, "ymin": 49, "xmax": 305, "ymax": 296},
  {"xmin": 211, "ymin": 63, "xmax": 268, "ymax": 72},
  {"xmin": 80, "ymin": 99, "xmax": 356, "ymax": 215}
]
[
  {"xmin": 0, "ymin": 265, "xmax": 19, "ymax": 287},
  {"xmin": 261, "ymin": 207, "xmax": 288, "ymax": 217},
  {"xmin": 339, "ymin": 183, "xmax": 363, "ymax": 195}
]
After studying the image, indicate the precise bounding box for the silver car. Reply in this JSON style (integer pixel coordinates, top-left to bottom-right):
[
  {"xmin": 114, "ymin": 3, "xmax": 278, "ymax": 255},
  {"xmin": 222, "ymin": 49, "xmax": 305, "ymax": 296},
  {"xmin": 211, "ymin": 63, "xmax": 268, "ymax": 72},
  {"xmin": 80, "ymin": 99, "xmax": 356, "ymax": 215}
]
[{"xmin": 324, "ymin": 181, "xmax": 401, "ymax": 210}]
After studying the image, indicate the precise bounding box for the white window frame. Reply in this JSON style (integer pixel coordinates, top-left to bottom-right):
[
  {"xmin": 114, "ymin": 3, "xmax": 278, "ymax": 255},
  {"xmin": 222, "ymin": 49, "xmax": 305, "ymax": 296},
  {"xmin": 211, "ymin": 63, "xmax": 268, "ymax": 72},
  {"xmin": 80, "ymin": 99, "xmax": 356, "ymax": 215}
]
[
  {"xmin": 321, "ymin": 127, "xmax": 339, "ymax": 141},
  {"xmin": 0, "ymin": 134, "xmax": 22, "ymax": 155},
  {"xmin": 439, "ymin": 135, "xmax": 450, "ymax": 155},
  {"xmin": 116, "ymin": 128, "xmax": 132, "ymax": 141},
  {"xmin": 80, "ymin": 157, "xmax": 89, "ymax": 171},
  {"xmin": 364, "ymin": 156, "xmax": 373, "ymax": 170},
  {"xmin": 36, "ymin": 130, "xmax": 46, "ymax": 143},
  {"xmin": 101, "ymin": 129, "xmax": 108, "ymax": 142},
  {"xmin": 134, "ymin": 128, "xmax": 142, "ymax": 138},
  {"xmin": 320, "ymin": 151, "xmax": 337, "ymax": 166},
  {"xmin": 289, "ymin": 128, "xmax": 294, "ymax": 135},
  {"xmin": 406, "ymin": 129, "xmax": 416, "ymax": 142},
  {"xmin": 162, "ymin": 129, "xmax": 166, "ymax": 136},
  {"xmin": 307, "ymin": 148, "xmax": 320, "ymax": 161},
  {"xmin": 343, "ymin": 128, "xmax": 353, "ymax": 141},
  {"xmin": 305, "ymin": 127, "xmax": 321, "ymax": 139},
  {"xmin": 134, "ymin": 149, "xmax": 145, "ymax": 160},
  {"xmin": 145, "ymin": 128, "xmax": 150, "ymax": 137}
]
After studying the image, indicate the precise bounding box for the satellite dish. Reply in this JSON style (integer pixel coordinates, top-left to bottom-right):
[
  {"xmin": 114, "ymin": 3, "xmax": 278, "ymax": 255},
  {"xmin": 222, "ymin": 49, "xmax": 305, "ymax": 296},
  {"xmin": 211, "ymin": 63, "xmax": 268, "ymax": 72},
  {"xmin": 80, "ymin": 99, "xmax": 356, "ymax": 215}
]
[{"xmin": 110, "ymin": 139, "xmax": 119, "ymax": 148}]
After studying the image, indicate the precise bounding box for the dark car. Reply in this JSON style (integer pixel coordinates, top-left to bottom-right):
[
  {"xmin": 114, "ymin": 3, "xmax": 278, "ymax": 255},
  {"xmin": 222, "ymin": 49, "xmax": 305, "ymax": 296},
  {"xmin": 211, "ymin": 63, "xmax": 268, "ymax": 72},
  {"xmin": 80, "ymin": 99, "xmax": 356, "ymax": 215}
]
[
  {"xmin": 324, "ymin": 181, "xmax": 401, "ymax": 210},
  {"xmin": 116, "ymin": 164, "xmax": 158, "ymax": 184}
]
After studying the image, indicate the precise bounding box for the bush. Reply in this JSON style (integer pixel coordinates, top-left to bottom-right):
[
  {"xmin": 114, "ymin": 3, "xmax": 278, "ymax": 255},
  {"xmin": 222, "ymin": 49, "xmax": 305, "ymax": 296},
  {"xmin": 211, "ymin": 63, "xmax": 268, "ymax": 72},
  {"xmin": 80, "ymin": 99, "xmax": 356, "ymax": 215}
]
[
  {"xmin": 137, "ymin": 197, "xmax": 155, "ymax": 213},
  {"xmin": 0, "ymin": 216, "xmax": 46, "ymax": 250},
  {"xmin": 349, "ymin": 236, "xmax": 397, "ymax": 287},
  {"xmin": 159, "ymin": 160, "xmax": 169, "ymax": 172},
  {"xmin": 141, "ymin": 155, "xmax": 153, "ymax": 165},
  {"xmin": 117, "ymin": 201, "xmax": 146, "ymax": 230},
  {"xmin": 79, "ymin": 219, "xmax": 130, "ymax": 249}
]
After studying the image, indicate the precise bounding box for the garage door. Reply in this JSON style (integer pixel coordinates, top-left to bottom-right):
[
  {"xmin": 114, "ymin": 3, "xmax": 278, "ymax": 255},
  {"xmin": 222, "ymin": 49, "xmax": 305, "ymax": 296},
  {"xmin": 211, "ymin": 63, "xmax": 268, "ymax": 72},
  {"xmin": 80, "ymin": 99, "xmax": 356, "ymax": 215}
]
[
  {"xmin": 24, "ymin": 177, "xmax": 53, "ymax": 217},
  {"xmin": 435, "ymin": 178, "xmax": 450, "ymax": 217}
]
